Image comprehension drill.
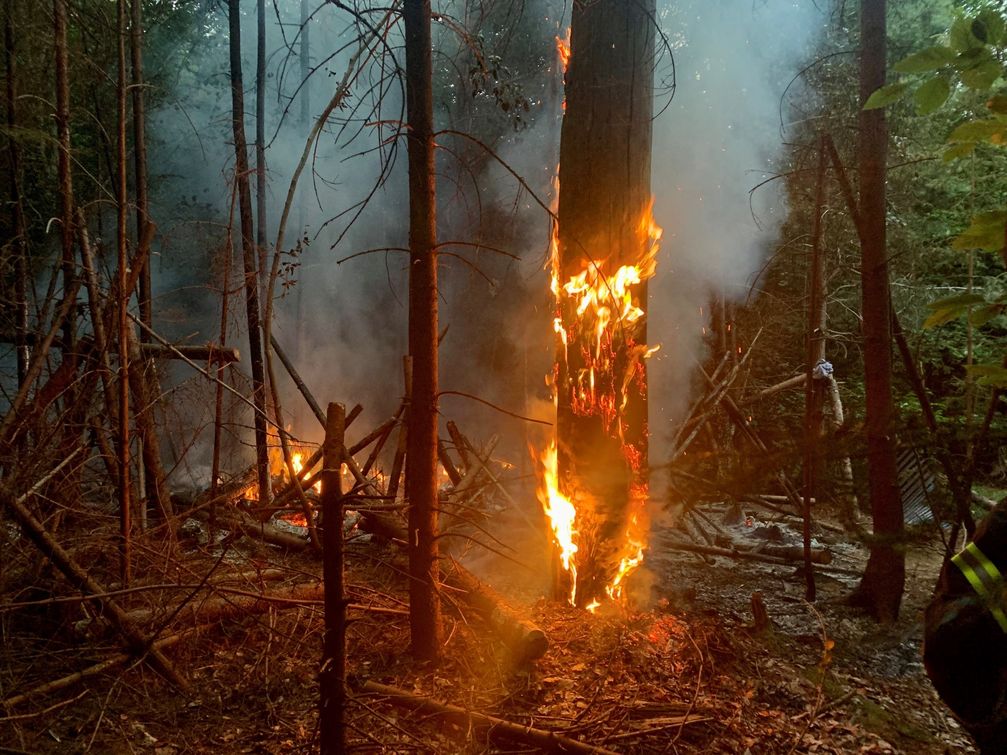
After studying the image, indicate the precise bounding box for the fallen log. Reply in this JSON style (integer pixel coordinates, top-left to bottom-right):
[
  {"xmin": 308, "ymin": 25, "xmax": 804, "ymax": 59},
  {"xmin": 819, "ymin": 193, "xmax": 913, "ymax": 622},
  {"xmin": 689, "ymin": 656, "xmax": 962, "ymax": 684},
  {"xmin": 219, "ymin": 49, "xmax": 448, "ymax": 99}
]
[
  {"xmin": 353, "ymin": 511, "xmax": 548, "ymax": 660},
  {"xmin": 443, "ymin": 559, "xmax": 548, "ymax": 662},
  {"xmin": 140, "ymin": 342, "xmax": 239, "ymax": 364},
  {"xmin": 713, "ymin": 535, "xmax": 832, "ymax": 564},
  {"xmin": 197, "ymin": 508, "xmax": 310, "ymax": 551},
  {"xmin": 357, "ymin": 680, "xmax": 619, "ymax": 755}
]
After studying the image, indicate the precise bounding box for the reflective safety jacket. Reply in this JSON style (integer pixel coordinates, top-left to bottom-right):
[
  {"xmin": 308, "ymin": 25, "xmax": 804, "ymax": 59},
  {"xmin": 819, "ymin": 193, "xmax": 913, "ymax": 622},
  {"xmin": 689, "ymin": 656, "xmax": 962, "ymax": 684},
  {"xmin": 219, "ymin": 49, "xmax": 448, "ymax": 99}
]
[{"xmin": 952, "ymin": 540, "xmax": 1007, "ymax": 633}]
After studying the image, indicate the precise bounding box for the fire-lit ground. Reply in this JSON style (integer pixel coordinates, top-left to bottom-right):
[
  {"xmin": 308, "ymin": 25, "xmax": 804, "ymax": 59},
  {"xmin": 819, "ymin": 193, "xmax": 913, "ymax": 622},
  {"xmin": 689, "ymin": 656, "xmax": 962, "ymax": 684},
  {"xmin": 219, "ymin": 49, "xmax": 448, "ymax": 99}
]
[{"xmin": 0, "ymin": 492, "xmax": 974, "ymax": 754}]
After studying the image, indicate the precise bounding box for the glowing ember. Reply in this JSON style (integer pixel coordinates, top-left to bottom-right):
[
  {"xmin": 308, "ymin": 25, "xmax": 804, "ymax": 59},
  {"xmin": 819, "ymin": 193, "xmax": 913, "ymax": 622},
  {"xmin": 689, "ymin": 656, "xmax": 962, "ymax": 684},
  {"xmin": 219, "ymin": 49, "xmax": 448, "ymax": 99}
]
[{"xmin": 555, "ymin": 30, "xmax": 571, "ymax": 73}]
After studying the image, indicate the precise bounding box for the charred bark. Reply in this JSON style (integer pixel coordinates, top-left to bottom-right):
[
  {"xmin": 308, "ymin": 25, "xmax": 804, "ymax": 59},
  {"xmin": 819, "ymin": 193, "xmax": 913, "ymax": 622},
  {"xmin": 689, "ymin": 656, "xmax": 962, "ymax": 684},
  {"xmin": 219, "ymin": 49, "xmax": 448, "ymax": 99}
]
[
  {"xmin": 403, "ymin": 0, "xmax": 442, "ymax": 660},
  {"xmin": 849, "ymin": 0, "xmax": 905, "ymax": 623}
]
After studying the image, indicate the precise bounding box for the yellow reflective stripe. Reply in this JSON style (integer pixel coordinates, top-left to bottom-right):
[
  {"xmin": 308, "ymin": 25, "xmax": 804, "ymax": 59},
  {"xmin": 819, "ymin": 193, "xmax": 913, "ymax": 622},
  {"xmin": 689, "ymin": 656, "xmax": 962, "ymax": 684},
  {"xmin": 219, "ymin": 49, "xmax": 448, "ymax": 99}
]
[{"xmin": 953, "ymin": 542, "xmax": 1007, "ymax": 633}]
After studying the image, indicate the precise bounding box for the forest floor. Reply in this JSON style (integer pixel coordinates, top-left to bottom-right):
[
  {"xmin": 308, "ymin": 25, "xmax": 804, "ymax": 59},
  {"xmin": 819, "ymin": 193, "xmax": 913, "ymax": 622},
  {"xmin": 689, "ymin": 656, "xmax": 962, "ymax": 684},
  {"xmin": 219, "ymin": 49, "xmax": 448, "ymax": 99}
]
[{"xmin": 0, "ymin": 491, "xmax": 981, "ymax": 754}]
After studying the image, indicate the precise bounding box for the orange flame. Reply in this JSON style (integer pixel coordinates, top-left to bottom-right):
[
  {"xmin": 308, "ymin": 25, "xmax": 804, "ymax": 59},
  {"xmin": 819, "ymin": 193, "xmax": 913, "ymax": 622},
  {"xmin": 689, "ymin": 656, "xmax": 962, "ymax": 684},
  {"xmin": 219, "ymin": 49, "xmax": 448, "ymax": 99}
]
[
  {"xmin": 536, "ymin": 200, "xmax": 661, "ymax": 610},
  {"xmin": 555, "ymin": 29, "xmax": 571, "ymax": 73},
  {"xmin": 536, "ymin": 441, "xmax": 579, "ymax": 606}
]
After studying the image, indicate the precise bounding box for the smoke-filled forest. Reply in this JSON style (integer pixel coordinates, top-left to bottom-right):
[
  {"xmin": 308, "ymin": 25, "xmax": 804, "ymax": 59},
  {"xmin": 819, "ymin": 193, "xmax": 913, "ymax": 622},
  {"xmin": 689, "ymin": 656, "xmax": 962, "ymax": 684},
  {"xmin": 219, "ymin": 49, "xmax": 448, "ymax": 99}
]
[{"xmin": 2, "ymin": 0, "xmax": 1007, "ymax": 752}]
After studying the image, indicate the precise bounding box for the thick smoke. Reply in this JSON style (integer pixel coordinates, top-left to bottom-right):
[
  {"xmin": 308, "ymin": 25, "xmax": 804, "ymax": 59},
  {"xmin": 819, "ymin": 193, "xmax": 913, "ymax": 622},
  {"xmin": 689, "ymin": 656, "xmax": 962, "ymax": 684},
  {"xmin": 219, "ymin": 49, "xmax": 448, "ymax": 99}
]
[
  {"xmin": 146, "ymin": 0, "xmax": 824, "ymax": 483},
  {"xmin": 648, "ymin": 0, "xmax": 825, "ymax": 450}
]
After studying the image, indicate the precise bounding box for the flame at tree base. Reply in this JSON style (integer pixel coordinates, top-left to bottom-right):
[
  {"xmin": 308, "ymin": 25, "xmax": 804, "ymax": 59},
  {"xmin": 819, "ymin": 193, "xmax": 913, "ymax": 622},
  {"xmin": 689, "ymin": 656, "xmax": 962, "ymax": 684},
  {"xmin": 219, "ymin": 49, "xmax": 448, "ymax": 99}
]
[{"xmin": 534, "ymin": 202, "xmax": 659, "ymax": 612}]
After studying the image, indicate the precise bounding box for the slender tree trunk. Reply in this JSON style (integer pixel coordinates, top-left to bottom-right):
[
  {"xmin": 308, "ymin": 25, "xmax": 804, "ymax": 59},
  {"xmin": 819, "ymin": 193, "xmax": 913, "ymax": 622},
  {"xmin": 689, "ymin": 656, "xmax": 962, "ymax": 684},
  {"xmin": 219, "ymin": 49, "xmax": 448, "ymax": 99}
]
[
  {"xmin": 299, "ymin": 0, "xmax": 310, "ymax": 128},
  {"xmin": 319, "ymin": 403, "xmax": 346, "ymax": 754},
  {"xmin": 255, "ymin": 0, "xmax": 268, "ymax": 302},
  {"xmin": 850, "ymin": 0, "xmax": 904, "ymax": 623},
  {"xmin": 130, "ymin": 0, "xmax": 151, "ymax": 328},
  {"xmin": 116, "ymin": 0, "xmax": 132, "ymax": 585},
  {"xmin": 5, "ymin": 0, "xmax": 27, "ymax": 386},
  {"xmin": 403, "ymin": 0, "xmax": 442, "ymax": 661},
  {"xmin": 801, "ymin": 134, "xmax": 829, "ymax": 603},
  {"xmin": 554, "ymin": 0, "xmax": 656, "ymax": 606},
  {"xmin": 53, "ymin": 0, "xmax": 75, "ymax": 349},
  {"xmin": 228, "ymin": 0, "xmax": 272, "ymax": 506}
]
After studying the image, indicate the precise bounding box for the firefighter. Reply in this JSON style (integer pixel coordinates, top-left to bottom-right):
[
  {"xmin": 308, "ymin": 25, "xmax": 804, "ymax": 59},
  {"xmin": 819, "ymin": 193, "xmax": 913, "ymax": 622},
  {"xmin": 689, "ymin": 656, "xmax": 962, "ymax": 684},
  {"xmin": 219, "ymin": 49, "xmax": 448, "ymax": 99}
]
[{"xmin": 923, "ymin": 500, "xmax": 1007, "ymax": 754}]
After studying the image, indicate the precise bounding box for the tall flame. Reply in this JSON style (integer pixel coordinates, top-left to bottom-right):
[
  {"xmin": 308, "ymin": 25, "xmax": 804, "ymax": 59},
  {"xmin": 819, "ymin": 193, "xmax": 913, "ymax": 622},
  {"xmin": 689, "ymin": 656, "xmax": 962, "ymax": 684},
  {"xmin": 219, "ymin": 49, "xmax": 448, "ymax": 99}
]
[
  {"xmin": 536, "ymin": 200, "xmax": 662, "ymax": 610},
  {"xmin": 536, "ymin": 441, "xmax": 579, "ymax": 606}
]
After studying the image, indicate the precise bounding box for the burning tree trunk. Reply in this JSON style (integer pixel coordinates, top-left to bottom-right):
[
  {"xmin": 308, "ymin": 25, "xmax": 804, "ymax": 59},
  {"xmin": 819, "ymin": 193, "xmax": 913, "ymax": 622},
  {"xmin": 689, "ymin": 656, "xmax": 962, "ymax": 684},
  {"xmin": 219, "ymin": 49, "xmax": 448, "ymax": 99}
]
[
  {"xmin": 403, "ymin": 0, "xmax": 442, "ymax": 659},
  {"xmin": 850, "ymin": 0, "xmax": 905, "ymax": 623},
  {"xmin": 548, "ymin": 0, "xmax": 657, "ymax": 608}
]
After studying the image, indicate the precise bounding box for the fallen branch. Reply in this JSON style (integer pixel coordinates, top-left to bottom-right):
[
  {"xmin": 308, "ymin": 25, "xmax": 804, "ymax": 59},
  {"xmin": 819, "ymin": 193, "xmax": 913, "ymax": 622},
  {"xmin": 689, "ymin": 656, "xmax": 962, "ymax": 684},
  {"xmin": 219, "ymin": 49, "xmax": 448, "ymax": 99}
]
[
  {"xmin": 443, "ymin": 558, "xmax": 548, "ymax": 662},
  {"xmin": 357, "ymin": 680, "xmax": 619, "ymax": 755},
  {"xmin": 1, "ymin": 488, "xmax": 187, "ymax": 689}
]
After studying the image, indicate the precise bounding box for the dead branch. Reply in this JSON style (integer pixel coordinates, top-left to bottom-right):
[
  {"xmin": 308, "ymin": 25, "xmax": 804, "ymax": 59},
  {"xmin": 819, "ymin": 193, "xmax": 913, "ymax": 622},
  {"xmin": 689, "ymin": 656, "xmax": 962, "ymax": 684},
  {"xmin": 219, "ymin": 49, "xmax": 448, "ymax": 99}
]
[
  {"xmin": 356, "ymin": 680, "xmax": 619, "ymax": 754},
  {"xmin": 1, "ymin": 486, "xmax": 187, "ymax": 689}
]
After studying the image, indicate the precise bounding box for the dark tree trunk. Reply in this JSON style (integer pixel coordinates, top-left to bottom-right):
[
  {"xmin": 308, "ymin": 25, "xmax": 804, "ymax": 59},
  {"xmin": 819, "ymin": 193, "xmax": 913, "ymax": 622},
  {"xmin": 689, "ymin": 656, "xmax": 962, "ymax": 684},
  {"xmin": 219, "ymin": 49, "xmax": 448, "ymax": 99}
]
[
  {"xmin": 5, "ymin": 0, "xmax": 28, "ymax": 386},
  {"xmin": 255, "ymin": 0, "xmax": 268, "ymax": 300},
  {"xmin": 555, "ymin": 0, "xmax": 656, "ymax": 606},
  {"xmin": 130, "ymin": 0, "xmax": 151, "ymax": 328},
  {"xmin": 850, "ymin": 0, "xmax": 905, "ymax": 623},
  {"xmin": 116, "ymin": 0, "xmax": 132, "ymax": 585},
  {"xmin": 403, "ymin": 0, "xmax": 442, "ymax": 660},
  {"xmin": 319, "ymin": 403, "xmax": 346, "ymax": 754},
  {"xmin": 228, "ymin": 0, "xmax": 272, "ymax": 506},
  {"xmin": 53, "ymin": 0, "xmax": 75, "ymax": 349}
]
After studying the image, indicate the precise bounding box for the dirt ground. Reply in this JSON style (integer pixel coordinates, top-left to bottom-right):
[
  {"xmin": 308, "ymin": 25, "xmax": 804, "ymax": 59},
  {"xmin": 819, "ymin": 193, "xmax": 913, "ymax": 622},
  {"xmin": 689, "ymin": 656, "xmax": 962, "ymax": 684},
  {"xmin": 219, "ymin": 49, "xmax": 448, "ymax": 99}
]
[{"xmin": 0, "ymin": 496, "xmax": 979, "ymax": 754}]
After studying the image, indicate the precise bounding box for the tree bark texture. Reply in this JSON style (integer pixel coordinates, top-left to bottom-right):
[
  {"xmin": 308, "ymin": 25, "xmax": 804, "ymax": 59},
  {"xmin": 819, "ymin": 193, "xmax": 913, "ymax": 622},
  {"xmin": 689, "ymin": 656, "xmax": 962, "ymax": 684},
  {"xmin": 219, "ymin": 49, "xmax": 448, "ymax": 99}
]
[
  {"xmin": 53, "ymin": 0, "xmax": 76, "ymax": 348},
  {"xmin": 130, "ymin": 0, "xmax": 151, "ymax": 328},
  {"xmin": 555, "ymin": 0, "xmax": 656, "ymax": 605},
  {"xmin": 403, "ymin": 0, "xmax": 442, "ymax": 660},
  {"xmin": 116, "ymin": 0, "xmax": 132, "ymax": 584},
  {"xmin": 320, "ymin": 403, "xmax": 346, "ymax": 754},
  {"xmin": 853, "ymin": 0, "xmax": 905, "ymax": 623},
  {"xmin": 228, "ymin": 0, "xmax": 272, "ymax": 507},
  {"xmin": 5, "ymin": 0, "xmax": 28, "ymax": 385}
]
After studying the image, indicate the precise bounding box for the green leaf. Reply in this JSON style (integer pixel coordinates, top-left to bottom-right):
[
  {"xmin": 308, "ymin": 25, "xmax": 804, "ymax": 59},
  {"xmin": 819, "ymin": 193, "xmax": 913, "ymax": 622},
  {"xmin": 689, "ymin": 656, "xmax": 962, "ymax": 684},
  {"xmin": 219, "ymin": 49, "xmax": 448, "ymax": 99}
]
[
  {"xmin": 863, "ymin": 82, "xmax": 910, "ymax": 110},
  {"xmin": 894, "ymin": 46, "xmax": 956, "ymax": 73},
  {"xmin": 951, "ymin": 17, "xmax": 984, "ymax": 51},
  {"xmin": 951, "ymin": 210, "xmax": 1007, "ymax": 251},
  {"xmin": 961, "ymin": 59, "xmax": 1002, "ymax": 90},
  {"xmin": 970, "ymin": 303, "xmax": 1005, "ymax": 326},
  {"xmin": 965, "ymin": 363, "xmax": 1007, "ymax": 388},
  {"xmin": 977, "ymin": 10, "xmax": 1007, "ymax": 45},
  {"xmin": 915, "ymin": 76, "xmax": 951, "ymax": 114},
  {"xmin": 943, "ymin": 142, "xmax": 976, "ymax": 161},
  {"xmin": 923, "ymin": 293, "xmax": 988, "ymax": 329},
  {"xmin": 947, "ymin": 118, "xmax": 1007, "ymax": 143}
]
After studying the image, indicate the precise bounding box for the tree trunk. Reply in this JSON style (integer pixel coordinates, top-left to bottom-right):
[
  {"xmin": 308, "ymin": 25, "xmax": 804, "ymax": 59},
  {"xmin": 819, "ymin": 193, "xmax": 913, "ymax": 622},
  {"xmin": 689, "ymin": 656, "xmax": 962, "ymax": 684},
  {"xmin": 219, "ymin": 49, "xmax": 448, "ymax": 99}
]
[
  {"xmin": 850, "ymin": 0, "xmax": 904, "ymax": 623},
  {"xmin": 115, "ymin": 0, "xmax": 133, "ymax": 584},
  {"xmin": 5, "ymin": 0, "xmax": 28, "ymax": 386},
  {"xmin": 130, "ymin": 0, "xmax": 151, "ymax": 328},
  {"xmin": 53, "ymin": 0, "xmax": 76, "ymax": 350},
  {"xmin": 801, "ymin": 134, "xmax": 828, "ymax": 603},
  {"xmin": 255, "ymin": 0, "xmax": 268, "ymax": 301},
  {"xmin": 228, "ymin": 0, "xmax": 272, "ymax": 507},
  {"xmin": 554, "ymin": 0, "xmax": 656, "ymax": 606},
  {"xmin": 403, "ymin": 0, "xmax": 442, "ymax": 660},
  {"xmin": 319, "ymin": 403, "xmax": 346, "ymax": 753}
]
